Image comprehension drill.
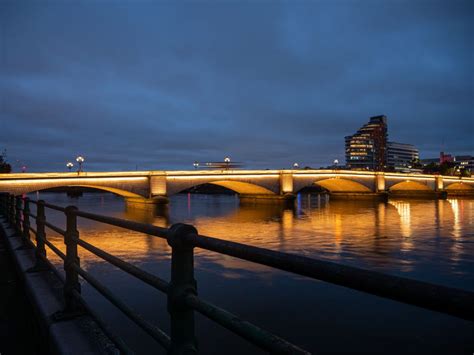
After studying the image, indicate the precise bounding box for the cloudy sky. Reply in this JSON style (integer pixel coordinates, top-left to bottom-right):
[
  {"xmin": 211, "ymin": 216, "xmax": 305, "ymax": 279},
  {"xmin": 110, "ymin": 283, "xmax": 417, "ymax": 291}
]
[{"xmin": 1, "ymin": 0, "xmax": 472, "ymax": 172}]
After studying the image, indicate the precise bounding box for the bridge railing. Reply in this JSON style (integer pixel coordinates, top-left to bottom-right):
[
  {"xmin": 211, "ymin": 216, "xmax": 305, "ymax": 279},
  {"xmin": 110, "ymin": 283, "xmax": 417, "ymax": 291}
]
[{"xmin": 0, "ymin": 193, "xmax": 473, "ymax": 354}]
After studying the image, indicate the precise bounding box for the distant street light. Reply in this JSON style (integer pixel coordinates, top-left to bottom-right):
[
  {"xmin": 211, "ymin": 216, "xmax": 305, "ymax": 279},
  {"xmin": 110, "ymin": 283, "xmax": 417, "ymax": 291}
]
[
  {"xmin": 66, "ymin": 162, "xmax": 74, "ymax": 172},
  {"xmin": 224, "ymin": 157, "xmax": 230, "ymax": 170},
  {"xmin": 334, "ymin": 159, "xmax": 339, "ymax": 169},
  {"xmin": 76, "ymin": 155, "xmax": 85, "ymax": 173},
  {"xmin": 193, "ymin": 161, "xmax": 199, "ymax": 169},
  {"xmin": 293, "ymin": 162, "xmax": 299, "ymax": 169}
]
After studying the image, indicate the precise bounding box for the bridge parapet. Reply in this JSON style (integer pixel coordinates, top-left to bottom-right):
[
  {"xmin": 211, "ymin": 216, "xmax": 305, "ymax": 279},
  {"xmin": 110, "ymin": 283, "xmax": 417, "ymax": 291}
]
[{"xmin": 1, "ymin": 170, "xmax": 473, "ymax": 203}]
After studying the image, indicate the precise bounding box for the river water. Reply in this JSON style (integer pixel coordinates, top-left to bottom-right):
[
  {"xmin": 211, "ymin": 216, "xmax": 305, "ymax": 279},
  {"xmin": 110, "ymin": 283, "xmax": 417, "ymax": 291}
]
[{"xmin": 28, "ymin": 192, "xmax": 473, "ymax": 354}]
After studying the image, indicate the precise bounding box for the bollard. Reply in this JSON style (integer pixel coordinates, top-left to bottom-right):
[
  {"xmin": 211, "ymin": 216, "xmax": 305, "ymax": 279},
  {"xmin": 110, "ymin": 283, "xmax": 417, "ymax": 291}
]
[
  {"xmin": 15, "ymin": 196, "xmax": 22, "ymax": 233},
  {"xmin": 167, "ymin": 223, "xmax": 198, "ymax": 355},
  {"xmin": 63, "ymin": 205, "xmax": 82, "ymax": 313},
  {"xmin": 22, "ymin": 197, "xmax": 31, "ymax": 242}
]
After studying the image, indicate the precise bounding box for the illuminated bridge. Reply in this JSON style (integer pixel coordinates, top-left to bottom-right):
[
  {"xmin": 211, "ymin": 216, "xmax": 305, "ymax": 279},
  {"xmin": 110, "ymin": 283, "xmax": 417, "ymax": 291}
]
[{"xmin": 0, "ymin": 170, "xmax": 473, "ymax": 204}]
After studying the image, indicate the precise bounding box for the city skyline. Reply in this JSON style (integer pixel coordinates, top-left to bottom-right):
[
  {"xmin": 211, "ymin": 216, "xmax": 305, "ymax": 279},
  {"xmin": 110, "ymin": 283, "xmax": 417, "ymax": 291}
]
[{"xmin": 1, "ymin": 1, "xmax": 473, "ymax": 172}]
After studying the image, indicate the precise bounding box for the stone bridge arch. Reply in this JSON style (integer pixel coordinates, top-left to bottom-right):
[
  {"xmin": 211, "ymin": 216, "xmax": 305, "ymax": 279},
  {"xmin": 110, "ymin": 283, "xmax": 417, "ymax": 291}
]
[
  {"xmin": 444, "ymin": 181, "xmax": 474, "ymax": 191},
  {"xmin": 165, "ymin": 176, "xmax": 280, "ymax": 196},
  {"xmin": 388, "ymin": 181, "xmax": 433, "ymax": 191},
  {"xmin": 0, "ymin": 176, "xmax": 150, "ymax": 199},
  {"xmin": 293, "ymin": 176, "xmax": 374, "ymax": 193}
]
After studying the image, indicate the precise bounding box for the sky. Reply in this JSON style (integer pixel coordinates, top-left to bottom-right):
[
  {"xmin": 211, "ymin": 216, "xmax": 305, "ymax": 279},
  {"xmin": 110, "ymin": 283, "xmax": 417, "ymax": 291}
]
[{"xmin": 1, "ymin": 0, "xmax": 473, "ymax": 172}]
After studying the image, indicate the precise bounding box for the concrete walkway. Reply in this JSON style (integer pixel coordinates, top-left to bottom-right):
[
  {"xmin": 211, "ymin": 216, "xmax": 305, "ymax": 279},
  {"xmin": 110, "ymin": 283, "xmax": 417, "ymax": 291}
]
[
  {"xmin": 0, "ymin": 229, "xmax": 41, "ymax": 354},
  {"xmin": 0, "ymin": 216, "xmax": 118, "ymax": 354}
]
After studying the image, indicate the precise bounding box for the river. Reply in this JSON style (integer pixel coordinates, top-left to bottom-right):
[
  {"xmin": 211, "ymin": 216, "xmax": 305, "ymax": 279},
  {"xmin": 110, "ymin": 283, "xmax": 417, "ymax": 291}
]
[{"xmin": 27, "ymin": 192, "xmax": 474, "ymax": 354}]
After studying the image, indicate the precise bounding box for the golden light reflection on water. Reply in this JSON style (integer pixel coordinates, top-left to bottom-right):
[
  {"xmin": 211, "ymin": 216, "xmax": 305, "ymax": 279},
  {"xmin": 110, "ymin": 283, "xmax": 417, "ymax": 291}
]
[{"xmin": 36, "ymin": 193, "xmax": 473, "ymax": 282}]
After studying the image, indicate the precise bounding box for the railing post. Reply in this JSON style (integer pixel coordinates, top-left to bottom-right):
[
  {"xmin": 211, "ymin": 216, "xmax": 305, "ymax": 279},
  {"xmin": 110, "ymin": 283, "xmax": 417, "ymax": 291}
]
[
  {"xmin": 15, "ymin": 196, "xmax": 22, "ymax": 233},
  {"xmin": 63, "ymin": 205, "xmax": 82, "ymax": 314},
  {"xmin": 9, "ymin": 195, "xmax": 15, "ymax": 224},
  {"xmin": 0, "ymin": 193, "xmax": 6, "ymax": 215},
  {"xmin": 35, "ymin": 200, "xmax": 47, "ymax": 262},
  {"xmin": 22, "ymin": 197, "xmax": 31, "ymax": 242},
  {"xmin": 167, "ymin": 223, "xmax": 198, "ymax": 355}
]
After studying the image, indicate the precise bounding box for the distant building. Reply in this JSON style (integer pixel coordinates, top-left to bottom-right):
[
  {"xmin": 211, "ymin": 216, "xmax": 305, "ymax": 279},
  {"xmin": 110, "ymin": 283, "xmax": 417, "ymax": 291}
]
[
  {"xmin": 345, "ymin": 115, "xmax": 388, "ymax": 170},
  {"xmin": 440, "ymin": 152, "xmax": 454, "ymax": 164},
  {"xmin": 454, "ymin": 155, "xmax": 474, "ymax": 172},
  {"xmin": 387, "ymin": 142, "xmax": 419, "ymax": 171}
]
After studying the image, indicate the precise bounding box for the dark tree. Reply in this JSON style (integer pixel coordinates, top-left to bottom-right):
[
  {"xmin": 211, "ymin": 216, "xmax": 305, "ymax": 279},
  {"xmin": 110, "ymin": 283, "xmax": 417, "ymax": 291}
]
[{"xmin": 0, "ymin": 150, "xmax": 12, "ymax": 173}]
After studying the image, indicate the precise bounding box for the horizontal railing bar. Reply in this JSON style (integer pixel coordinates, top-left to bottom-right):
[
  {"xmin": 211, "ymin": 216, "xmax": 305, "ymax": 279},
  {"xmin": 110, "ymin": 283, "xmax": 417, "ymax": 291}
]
[
  {"xmin": 185, "ymin": 294, "xmax": 309, "ymax": 354},
  {"xmin": 75, "ymin": 238, "xmax": 169, "ymax": 293},
  {"xmin": 44, "ymin": 221, "xmax": 66, "ymax": 236},
  {"xmin": 42, "ymin": 237, "xmax": 66, "ymax": 260},
  {"xmin": 29, "ymin": 226, "xmax": 37, "ymax": 235},
  {"xmin": 71, "ymin": 289, "xmax": 133, "ymax": 354},
  {"xmin": 189, "ymin": 234, "xmax": 474, "ymax": 321},
  {"xmin": 29, "ymin": 213, "xmax": 37, "ymax": 219},
  {"xmin": 74, "ymin": 210, "xmax": 168, "ymax": 239},
  {"xmin": 43, "ymin": 202, "xmax": 66, "ymax": 212},
  {"xmin": 72, "ymin": 263, "xmax": 171, "ymax": 349}
]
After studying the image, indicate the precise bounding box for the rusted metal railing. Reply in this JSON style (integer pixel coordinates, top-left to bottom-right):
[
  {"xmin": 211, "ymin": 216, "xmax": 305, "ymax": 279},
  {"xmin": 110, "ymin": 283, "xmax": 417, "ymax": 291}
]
[{"xmin": 0, "ymin": 192, "xmax": 472, "ymax": 355}]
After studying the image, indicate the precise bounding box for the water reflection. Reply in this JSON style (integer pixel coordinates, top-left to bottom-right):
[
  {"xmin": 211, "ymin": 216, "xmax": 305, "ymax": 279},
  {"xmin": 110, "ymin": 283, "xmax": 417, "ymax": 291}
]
[
  {"xmin": 31, "ymin": 192, "xmax": 473, "ymax": 285},
  {"xmin": 28, "ymin": 191, "xmax": 474, "ymax": 355}
]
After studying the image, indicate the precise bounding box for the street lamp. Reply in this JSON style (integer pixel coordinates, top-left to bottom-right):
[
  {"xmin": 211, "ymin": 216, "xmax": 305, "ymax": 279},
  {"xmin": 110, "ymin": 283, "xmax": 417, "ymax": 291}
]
[
  {"xmin": 76, "ymin": 156, "xmax": 85, "ymax": 173},
  {"xmin": 224, "ymin": 157, "xmax": 230, "ymax": 170},
  {"xmin": 333, "ymin": 159, "xmax": 339, "ymax": 169},
  {"xmin": 193, "ymin": 161, "xmax": 199, "ymax": 169},
  {"xmin": 66, "ymin": 162, "xmax": 74, "ymax": 172},
  {"xmin": 293, "ymin": 162, "xmax": 299, "ymax": 169}
]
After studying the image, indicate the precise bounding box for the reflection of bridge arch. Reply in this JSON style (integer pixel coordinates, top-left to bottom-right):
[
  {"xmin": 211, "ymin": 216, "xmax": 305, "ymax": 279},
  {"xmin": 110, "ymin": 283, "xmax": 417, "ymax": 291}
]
[
  {"xmin": 389, "ymin": 181, "xmax": 432, "ymax": 191},
  {"xmin": 298, "ymin": 178, "xmax": 372, "ymax": 193},
  {"xmin": 171, "ymin": 180, "xmax": 276, "ymax": 196}
]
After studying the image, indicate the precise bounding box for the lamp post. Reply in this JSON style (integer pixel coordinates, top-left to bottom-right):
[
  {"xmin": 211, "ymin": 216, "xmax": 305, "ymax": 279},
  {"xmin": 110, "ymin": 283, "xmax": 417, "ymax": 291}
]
[
  {"xmin": 76, "ymin": 156, "xmax": 84, "ymax": 173},
  {"xmin": 293, "ymin": 162, "xmax": 299, "ymax": 169},
  {"xmin": 66, "ymin": 162, "xmax": 74, "ymax": 172},
  {"xmin": 224, "ymin": 157, "xmax": 230, "ymax": 170},
  {"xmin": 193, "ymin": 161, "xmax": 199, "ymax": 169},
  {"xmin": 333, "ymin": 159, "xmax": 339, "ymax": 169}
]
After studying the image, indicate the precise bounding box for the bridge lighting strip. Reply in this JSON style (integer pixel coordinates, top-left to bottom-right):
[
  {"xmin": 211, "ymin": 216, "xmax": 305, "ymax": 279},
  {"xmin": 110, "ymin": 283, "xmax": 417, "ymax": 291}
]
[
  {"xmin": 0, "ymin": 177, "xmax": 148, "ymax": 186},
  {"xmin": 292, "ymin": 174, "xmax": 376, "ymax": 179},
  {"xmin": 167, "ymin": 174, "xmax": 281, "ymax": 180}
]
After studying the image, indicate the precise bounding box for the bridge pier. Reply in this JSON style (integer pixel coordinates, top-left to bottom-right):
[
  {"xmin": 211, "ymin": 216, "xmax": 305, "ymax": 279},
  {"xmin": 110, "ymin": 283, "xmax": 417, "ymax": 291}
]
[{"xmin": 125, "ymin": 196, "xmax": 169, "ymax": 206}]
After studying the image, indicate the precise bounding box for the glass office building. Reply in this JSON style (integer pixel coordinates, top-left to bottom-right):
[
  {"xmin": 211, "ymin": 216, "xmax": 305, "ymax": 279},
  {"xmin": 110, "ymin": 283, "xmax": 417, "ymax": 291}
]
[{"xmin": 345, "ymin": 115, "xmax": 388, "ymax": 171}]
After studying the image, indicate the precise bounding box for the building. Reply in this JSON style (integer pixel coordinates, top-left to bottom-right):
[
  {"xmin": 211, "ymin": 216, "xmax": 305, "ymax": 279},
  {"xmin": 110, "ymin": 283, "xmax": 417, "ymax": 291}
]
[
  {"xmin": 345, "ymin": 115, "xmax": 388, "ymax": 170},
  {"xmin": 440, "ymin": 151, "xmax": 454, "ymax": 164},
  {"xmin": 387, "ymin": 142, "xmax": 419, "ymax": 171},
  {"xmin": 454, "ymin": 155, "xmax": 474, "ymax": 172}
]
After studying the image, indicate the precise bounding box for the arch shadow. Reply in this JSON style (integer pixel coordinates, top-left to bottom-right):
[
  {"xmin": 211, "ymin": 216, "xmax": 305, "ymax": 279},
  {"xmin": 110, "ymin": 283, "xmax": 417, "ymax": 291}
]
[
  {"xmin": 172, "ymin": 180, "xmax": 276, "ymax": 196},
  {"xmin": 298, "ymin": 178, "xmax": 371, "ymax": 193}
]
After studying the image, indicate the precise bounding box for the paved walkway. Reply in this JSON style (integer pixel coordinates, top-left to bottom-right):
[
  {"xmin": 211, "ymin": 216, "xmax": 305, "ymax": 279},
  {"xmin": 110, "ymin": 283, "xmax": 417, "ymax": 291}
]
[{"xmin": 0, "ymin": 231, "xmax": 41, "ymax": 354}]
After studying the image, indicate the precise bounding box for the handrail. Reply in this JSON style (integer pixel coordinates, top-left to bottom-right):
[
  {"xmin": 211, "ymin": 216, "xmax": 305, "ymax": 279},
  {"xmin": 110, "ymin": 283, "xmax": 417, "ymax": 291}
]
[
  {"xmin": 75, "ymin": 237, "xmax": 169, "ymax": 293},
  {"xmin": 1, "ymin": 193, "xmax": 473, "ymax": 355},
  {"xmin": 74, "ymin": 210, "xmax": 168, "ymax": 238},
  {"xmin": 44, "ymin": 220, "xmax": 66, "ymax": 236},
  {"xmin": 187, "ymin": 234, "xmax": 474, "ymax": 321}
]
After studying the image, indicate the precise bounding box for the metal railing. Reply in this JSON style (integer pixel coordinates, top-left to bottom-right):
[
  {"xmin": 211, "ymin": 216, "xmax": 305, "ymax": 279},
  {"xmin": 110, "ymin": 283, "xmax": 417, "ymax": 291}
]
[{"xmin": 0, "ymin": 193, "xmax": 473, "ymax": 354}]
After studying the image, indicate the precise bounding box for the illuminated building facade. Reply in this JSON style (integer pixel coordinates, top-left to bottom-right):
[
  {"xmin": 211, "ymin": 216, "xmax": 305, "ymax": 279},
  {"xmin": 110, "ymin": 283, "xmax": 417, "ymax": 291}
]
[
  {"xmin": 345, "ymin": 115, "xmax": 388, "ymax": 171},
  {"xmin": 386, "ymin": 142, "xmax": 419, "ymax": 171}
]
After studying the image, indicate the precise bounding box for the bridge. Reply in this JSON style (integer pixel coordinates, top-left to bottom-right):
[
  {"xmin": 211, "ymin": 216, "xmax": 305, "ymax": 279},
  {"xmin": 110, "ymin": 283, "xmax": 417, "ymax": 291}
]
[{"xmin": 0, "ymin": 169, "xmax": 473, "ymax": 204}]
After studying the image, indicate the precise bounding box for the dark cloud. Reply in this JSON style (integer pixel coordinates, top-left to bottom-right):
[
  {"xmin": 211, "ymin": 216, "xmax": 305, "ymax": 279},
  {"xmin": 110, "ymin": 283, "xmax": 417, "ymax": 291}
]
[{"xmin": 1, "ymin": 0, "xmax": 472, "ymax": 172}]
